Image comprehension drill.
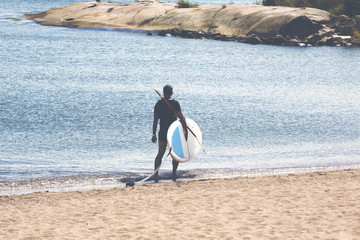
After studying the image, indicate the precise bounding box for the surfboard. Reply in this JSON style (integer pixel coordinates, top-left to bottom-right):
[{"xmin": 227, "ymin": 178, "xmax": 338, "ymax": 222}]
[{"xmin": 167, "ymin": 118, "xmax": 202, "ymax": 163}]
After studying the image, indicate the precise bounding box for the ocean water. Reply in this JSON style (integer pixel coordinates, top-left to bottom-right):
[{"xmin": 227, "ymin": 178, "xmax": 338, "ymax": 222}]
[{"xmin": 1, "ymin": 0, "xmax": 359, "ymax": 195}]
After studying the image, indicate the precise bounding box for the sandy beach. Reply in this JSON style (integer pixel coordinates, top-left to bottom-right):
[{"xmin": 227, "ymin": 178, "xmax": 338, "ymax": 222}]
[{"xmin": 1, "ymin": 169, "xmax": 359, "ymax": 240}]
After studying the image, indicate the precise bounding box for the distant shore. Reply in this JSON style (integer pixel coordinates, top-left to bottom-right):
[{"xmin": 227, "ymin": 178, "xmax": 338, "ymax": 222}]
[
  {"xmin": 21, "ymin": 1, "xmax": 360, "ymax": 47},
  {"xmin": 1, "ymin": 169, "xmax": 359, "ymax": 239}
]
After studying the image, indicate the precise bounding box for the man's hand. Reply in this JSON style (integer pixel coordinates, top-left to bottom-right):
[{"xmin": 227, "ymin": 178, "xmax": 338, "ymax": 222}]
[
  {"xmin": 184, "ymin": 128, "xmax": 188, "ymax": 141},
  {"xmin": 177, "ymin": 111, "xmax": 188, "ymax": 141},
  {"xmin": 152, "ymin": 135, "xmax": 157, "ymax": 143}
]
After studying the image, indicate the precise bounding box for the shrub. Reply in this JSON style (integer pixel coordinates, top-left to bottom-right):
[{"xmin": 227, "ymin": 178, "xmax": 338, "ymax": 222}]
[
  {"xmin": 353, "ymin": 28, "xmax": 360, "ymax": 39},
  {"xmin": 263, "ymin": 0, "xmax": 276, "ymax": 6},
  {"xmin": 262, "ymin": 0, "xmax": 360, "ymax": 17},
  {"xmin": 344, "ymin": 0, "xmax": 360, "ymax": 17},
  {"xmin": 177, "ymin": 0, "xmax": 199, "ymax": 8}
]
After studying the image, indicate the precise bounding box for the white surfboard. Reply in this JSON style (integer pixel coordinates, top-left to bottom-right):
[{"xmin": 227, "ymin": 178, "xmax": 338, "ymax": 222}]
[{"xmin": 167, "ymin": 118, "xmax": 202, "ymax": 163}]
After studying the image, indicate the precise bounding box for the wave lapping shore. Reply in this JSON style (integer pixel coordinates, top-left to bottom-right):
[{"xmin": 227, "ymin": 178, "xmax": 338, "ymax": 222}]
[{"xmin": 21, "ymin": 1, "xmax": 360, "ymax": 47}]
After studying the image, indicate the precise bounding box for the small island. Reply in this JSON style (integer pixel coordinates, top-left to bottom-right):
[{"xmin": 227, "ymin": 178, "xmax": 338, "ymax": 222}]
[{"xmin": 22, "ymin": 1, "xmax": 360, "ymax": 47}]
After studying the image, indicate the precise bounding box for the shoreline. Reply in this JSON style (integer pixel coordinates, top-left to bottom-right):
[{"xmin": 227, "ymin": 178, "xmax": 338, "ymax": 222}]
[
  {"xmin": 1, "ymin": 168, "xmax": 359, "ymax": 239},
  {"xmin": 2, "ymin": 164, "xmax": 359, "ymax": 196},
  {"xmin": 19, "ymin": 2, "xmax": 360, "ymax": 47}
]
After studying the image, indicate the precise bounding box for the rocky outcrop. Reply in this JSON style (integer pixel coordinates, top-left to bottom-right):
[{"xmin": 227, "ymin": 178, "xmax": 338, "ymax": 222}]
[
  {"xmin": 329, "ymin": 15, "xmax": 360, "ymax": 36},
  {"xmin": 21, "ymin": 1, "xmax": 360, "ymax": 47}
]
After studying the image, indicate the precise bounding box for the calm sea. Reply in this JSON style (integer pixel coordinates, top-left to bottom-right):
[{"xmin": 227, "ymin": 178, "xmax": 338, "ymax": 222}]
[{"xmin": 1, "ymin": 0, "xmax": 359, "ymax": 195}]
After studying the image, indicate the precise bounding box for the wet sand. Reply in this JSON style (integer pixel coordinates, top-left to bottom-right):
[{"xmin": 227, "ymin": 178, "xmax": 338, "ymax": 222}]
[{"xmin": 1, "ymin": 169, "xmax": 359, "ymax": 239}]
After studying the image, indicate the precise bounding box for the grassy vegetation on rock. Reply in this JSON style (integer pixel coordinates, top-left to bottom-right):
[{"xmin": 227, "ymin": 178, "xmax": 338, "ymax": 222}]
[{"xmin": 177, "ymin": 0, "xmax": 199, "ymax": 8}]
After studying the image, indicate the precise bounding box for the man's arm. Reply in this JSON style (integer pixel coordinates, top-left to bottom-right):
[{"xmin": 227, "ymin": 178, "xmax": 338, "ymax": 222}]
[
  {"xmin": 152, "ymin": 112, "xmax": 159, "ymax": 143},
  {"xmin": 176, "ymin": 111, "xmax": 188, "ymax": 140}
]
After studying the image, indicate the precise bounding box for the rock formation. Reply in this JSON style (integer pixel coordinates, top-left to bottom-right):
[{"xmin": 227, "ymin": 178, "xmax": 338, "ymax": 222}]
[{"xmin": 21, "ymin": 1, "xmax": 360, "ymax": 47}]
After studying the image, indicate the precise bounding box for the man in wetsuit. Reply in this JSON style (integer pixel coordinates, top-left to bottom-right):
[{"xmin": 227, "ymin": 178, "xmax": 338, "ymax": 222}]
[{"xmin": 151, "ymin": 85, "xmax": 187, "ymax": 182}]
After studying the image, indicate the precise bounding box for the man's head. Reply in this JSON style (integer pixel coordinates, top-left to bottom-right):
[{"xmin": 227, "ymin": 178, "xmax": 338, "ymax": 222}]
[{"xmin": 163, "ymin": 85, "xmax": 173, "ymax": 98}]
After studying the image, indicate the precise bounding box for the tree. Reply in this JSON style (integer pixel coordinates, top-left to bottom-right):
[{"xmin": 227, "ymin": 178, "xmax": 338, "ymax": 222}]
[
  {"xmin": 263, "ymin": 0, "xmax": 277, "ymax": 6},
  {"xmin": 344, "ymin": 0, "xmax": 360, "ymax": 17}
]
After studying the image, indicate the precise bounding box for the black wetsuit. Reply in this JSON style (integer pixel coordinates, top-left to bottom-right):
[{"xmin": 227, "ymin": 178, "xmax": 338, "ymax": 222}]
[{"xmin": 154, "ymin": 98, "xmax": 181, "ymax": 142}]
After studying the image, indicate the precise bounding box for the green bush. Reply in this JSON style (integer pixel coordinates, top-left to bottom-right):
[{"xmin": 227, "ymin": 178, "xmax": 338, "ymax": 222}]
[
  {"xmin": 353, "ymin": 29, "xmax": 360, "ymax": 39},
  {"xmin": 177, "ymin": 0, "xmax": 199, "ymax": 8},
  {"xmin": 262, "ymin": 0, "xmax": 360, "ymax": 17},
  {"xmin": 344, "ymin": 0, "xmax": 360, "ymax": 17},
  {"xmin": 263, "ymin": 0, "xmax": 276, "ymax": 5},
  {"xmin": 263, "ymin": 0, "xmax": 339, "ymax": 8}
]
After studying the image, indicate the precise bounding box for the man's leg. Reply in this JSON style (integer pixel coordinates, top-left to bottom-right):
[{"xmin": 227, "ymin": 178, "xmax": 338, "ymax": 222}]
[
  {"xmin": 154, "ymin": 141, "xmax": 167, "ymax": 182},
  {"xmin": 172, "ymin": 159, "xmax": 179, "ymax": 181}
]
